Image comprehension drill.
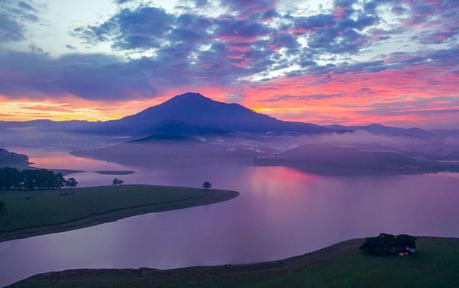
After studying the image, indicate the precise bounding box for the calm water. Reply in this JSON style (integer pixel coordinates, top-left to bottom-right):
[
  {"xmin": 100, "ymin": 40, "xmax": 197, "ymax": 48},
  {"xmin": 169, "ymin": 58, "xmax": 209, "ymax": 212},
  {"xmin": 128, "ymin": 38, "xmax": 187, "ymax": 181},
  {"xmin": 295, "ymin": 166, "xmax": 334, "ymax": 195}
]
[{"xmin": 1, "ymin": 149, "xmax": 459, "ymax": 286}]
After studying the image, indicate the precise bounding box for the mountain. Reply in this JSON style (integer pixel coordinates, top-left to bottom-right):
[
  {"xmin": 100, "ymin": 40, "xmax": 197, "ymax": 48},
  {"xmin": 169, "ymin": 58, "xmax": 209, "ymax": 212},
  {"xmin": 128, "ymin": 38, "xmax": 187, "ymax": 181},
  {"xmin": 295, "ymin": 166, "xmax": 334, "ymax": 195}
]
[{"xmin": 90, "ymin": 92, "xmax": 332, "ymax": 136}]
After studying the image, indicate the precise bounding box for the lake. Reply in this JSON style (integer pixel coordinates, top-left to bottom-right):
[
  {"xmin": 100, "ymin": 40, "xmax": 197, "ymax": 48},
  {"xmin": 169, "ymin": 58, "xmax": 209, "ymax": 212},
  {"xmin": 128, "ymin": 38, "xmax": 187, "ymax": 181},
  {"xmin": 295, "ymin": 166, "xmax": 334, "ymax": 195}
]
[{"xmin": 1, "ymin": 148, "xmax": 459, "ymax": 286}]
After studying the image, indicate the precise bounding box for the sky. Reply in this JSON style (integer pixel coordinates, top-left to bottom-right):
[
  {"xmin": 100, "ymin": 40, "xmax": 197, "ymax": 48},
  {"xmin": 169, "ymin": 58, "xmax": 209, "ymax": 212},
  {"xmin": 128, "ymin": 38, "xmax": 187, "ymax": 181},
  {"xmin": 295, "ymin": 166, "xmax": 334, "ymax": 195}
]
[{"xmin": 0, "ymin": 0, "xmax": 458, "ymax": 128}]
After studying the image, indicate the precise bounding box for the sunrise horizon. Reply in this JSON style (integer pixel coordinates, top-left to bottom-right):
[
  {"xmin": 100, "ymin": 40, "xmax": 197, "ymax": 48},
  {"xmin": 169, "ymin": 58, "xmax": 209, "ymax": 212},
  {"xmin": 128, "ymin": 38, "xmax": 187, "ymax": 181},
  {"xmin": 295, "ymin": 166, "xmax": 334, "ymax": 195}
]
[{"xmin": 1, "ymin": 90, "xmax": 457, "ymax": 130}]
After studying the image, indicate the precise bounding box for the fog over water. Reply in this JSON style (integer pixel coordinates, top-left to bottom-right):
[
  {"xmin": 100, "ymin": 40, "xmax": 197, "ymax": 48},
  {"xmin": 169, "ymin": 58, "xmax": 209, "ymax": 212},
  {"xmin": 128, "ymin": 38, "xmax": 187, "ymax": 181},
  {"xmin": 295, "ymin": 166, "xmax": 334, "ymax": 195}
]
[{"xmin": 1, "ymin": 147, "xmax": 459, "ymax": 286}]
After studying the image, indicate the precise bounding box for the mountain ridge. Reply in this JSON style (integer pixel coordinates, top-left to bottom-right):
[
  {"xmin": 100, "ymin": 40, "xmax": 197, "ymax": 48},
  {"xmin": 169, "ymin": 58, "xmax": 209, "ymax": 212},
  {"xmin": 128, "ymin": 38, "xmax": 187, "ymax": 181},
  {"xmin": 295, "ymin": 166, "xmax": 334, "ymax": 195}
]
[{"xmin": 0, "ymin": 92, "xmax": 457, "ymax": 139}]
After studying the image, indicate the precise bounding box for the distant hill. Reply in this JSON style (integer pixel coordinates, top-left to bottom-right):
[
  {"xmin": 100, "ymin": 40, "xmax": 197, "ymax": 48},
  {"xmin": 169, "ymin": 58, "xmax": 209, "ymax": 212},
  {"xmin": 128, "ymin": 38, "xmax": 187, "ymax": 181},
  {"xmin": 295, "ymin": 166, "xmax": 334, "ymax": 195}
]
[
  {"xmin": 0, "ymin": 119, "xmax": 94, "ymax": 131},
  {"xmin": 72, "ymin": 136, "xmax": 275, "ymax": 168},
  {"xmin": 327, "ymin": 124, "xmax": 432, "ymax": 139},
  {"xmin": 89, "ymin": 92, "xmax": 332, "ymax": 136},
  {"xmin": 130, "ymin": 121, "xmax": 230, "ymax": 142},
  {"xmin": 256, "ymin": 143, "xmax": 458, "ymax": 175},
  {"xmin": 0, "ymin": 148, "xmax": 29, "ymax": 168}
]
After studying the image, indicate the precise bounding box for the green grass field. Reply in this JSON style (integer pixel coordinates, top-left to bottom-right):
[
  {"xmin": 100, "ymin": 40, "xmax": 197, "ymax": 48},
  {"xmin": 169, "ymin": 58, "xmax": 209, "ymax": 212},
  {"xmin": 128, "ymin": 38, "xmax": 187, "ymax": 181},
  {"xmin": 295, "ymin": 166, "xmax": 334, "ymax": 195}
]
[
  {"xmin": 10, "ymin": 237, "xmax": 459, "ymax": 288},
  {"xmin": 0, "ymin": 185, "xmax": 238, "ymax": 242}
]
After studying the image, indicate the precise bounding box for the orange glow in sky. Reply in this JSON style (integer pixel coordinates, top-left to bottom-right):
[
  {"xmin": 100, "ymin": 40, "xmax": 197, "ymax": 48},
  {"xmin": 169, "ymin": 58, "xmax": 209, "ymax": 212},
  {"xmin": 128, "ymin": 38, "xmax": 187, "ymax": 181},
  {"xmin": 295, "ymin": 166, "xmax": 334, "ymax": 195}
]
[{"xmin": 0, "ymin": 66, "xmax": 458, "ymax": 128}]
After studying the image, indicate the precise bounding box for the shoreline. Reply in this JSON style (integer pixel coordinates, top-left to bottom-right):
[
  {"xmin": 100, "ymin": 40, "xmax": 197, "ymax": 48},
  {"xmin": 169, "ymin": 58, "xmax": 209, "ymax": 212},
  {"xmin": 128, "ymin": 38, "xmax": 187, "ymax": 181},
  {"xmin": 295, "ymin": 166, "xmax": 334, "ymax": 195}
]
[
  {"xmin": 8, "ymin": 236, "xmax": 459, "ymax": 287},
  {"xmin": 0, "ymin": 185, "xmax": 239, "ymax": 243}
]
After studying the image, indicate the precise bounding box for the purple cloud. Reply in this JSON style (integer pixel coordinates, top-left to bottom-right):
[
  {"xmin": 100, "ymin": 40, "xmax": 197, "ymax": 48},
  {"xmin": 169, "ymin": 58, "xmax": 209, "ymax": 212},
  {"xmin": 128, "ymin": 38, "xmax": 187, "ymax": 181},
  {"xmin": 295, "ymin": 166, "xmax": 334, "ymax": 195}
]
[
  {"xmin": 0, "ymin": 0, "xmax": 457, "ymax": 104},
  {"xmin": 0, "ymin": 0, "xmax": 38, "ymax": 42}
]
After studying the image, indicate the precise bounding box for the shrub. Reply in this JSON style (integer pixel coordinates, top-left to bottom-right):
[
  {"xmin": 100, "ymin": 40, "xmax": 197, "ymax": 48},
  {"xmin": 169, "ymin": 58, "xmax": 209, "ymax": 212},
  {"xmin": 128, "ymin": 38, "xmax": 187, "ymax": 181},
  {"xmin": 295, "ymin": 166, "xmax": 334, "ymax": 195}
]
[
  {"xmin": 65, "ymin": 178, "xmax": 78, "ymax": 188},
  {"xmin": 360, "ymin": 233, "xmax": 417, "ymax": 256},
  {"xmin": 202, "ymin": 181, "xmax": 212, "ymax": 189},
  {"xmin": 113, "ymin": 178, "xmax": 124, "ymax": 185}
]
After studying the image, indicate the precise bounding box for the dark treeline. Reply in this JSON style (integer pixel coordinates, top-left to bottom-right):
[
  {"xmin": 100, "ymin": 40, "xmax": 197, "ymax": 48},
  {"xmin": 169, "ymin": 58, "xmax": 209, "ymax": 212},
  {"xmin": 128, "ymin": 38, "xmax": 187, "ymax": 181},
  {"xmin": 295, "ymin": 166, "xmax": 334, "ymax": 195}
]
[{"xmin": 0, "ymin": 167, "xmax": 78, "ymax": 190}]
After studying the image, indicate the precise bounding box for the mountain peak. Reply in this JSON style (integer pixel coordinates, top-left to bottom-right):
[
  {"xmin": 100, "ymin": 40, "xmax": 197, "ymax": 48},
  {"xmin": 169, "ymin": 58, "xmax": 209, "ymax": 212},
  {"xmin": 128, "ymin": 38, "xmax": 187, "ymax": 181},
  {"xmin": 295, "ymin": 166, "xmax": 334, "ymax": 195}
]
[
  {"xmin": 166, "ymin": 92, "xmax": 214, "ymax": 104},
  {"xmin": 102, "ymin": 91, "xmax": 330, "ymax": 136}
]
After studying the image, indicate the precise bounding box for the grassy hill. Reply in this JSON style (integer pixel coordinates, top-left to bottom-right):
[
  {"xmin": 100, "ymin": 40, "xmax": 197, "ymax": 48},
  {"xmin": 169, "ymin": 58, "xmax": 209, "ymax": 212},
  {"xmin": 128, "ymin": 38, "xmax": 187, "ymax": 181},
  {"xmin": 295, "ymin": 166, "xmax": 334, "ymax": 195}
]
[{"xmin": 9, "ymin": 237, "xmax": 459, "ymax": 287}]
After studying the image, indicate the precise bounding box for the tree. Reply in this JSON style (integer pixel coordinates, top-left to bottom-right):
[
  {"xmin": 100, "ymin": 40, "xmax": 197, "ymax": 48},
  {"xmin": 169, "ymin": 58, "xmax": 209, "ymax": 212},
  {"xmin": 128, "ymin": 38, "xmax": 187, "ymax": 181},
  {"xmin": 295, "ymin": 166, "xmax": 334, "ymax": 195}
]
[
  {"xmin": 0, "ymin": 167, "xmax": 22, "ymax": 189},
  {"xmin": 65, "ymin": 178, "xmax": 78, "ymax": 188},
  {"xmin": 359, "ymin": 233, "xmax": 417, "ymax": 256},
  {"xmin": 202, "ymin": 181, "xmax": 212, "ymax": 189},
  {"xmin": 0, "ymin": 200, "xmax": 4, "ymax": 212},
  {"xmin": 22, "ymin": 169, "xmax": 65, "ymax": 190},
  {"xmin": 113, "ymin": 178, "xmax": 124, "ymax": 185}
]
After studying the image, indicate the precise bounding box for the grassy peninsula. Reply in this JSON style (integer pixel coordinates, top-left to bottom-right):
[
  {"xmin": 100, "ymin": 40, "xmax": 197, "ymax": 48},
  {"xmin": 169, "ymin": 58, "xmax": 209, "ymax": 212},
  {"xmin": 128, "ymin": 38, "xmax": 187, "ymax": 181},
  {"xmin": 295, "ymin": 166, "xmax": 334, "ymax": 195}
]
[
  {"xmin": 0, "ymin": 184, "xmax": 238, "ymax": 242},
  {"xmin": 9, "ymin": 237, "xmax": 459, "ymax": 288}
]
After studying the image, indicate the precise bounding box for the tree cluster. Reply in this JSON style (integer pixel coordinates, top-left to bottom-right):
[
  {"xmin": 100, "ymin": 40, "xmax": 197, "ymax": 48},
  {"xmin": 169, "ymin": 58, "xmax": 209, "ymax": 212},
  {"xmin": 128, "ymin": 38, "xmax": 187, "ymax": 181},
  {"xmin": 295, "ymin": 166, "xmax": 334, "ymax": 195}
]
[
  {"xmin": 0, "ymin": 167, "xmax": 78, "ymax": 190},
  {"xmin": 359, "ymin": 233, "xmax": 417, "ymax": 256}
]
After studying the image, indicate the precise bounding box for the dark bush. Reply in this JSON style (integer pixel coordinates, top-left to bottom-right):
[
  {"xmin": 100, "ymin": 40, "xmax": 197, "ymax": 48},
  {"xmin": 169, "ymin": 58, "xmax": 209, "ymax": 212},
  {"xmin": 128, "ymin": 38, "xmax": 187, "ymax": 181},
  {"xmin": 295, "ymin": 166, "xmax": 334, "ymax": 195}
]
[
  {"xmin": 0, "ymin": 200, "xmax": 4, "ymax": 212},
  {"xmin": 202, "ymin": 181, "xmax": 212, "ymax": 189},
  {"xmin": 360, "ymin": 233, "xmax": 417, "ymax": 256},
  {"xmin": 113, "ymin": 178, "xmax": 124, "ymax": 185}
]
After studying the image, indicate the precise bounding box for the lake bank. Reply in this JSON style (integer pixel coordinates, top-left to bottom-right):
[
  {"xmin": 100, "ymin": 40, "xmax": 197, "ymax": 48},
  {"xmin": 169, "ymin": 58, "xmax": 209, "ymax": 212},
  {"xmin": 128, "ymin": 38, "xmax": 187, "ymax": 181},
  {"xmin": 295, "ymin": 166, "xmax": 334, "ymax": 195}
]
[
  {"xmin": 9, "ymin": 237, "xmax": 459, "ymax": 287},
  {"xmin": 0, "ymin": 185, "xmax": 239, "ymax": 243}
]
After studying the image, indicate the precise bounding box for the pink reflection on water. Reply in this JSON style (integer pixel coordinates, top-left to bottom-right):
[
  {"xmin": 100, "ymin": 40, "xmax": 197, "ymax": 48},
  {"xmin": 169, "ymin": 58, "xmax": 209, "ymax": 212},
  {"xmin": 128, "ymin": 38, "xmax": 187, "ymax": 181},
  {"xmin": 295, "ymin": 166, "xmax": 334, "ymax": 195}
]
[{"xmin": 12, "ymin": 148, "xmax": 127, "ymax": 171}]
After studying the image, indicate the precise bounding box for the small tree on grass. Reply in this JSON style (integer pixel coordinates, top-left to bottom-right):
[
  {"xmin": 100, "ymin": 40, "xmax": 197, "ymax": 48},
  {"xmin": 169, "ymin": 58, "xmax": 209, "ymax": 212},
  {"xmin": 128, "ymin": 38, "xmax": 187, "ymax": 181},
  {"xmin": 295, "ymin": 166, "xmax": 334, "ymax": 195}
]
[
  {"xmin": 113, "ymin": 178, "xmax": 124, "ymax": 185},
  {"xmin": 65, "ymin": 178, "xmax": 78, "ymax": 188},
  {"xmin": 202, "ymin": 181, "xmax": 212, "ymax": 189}
]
